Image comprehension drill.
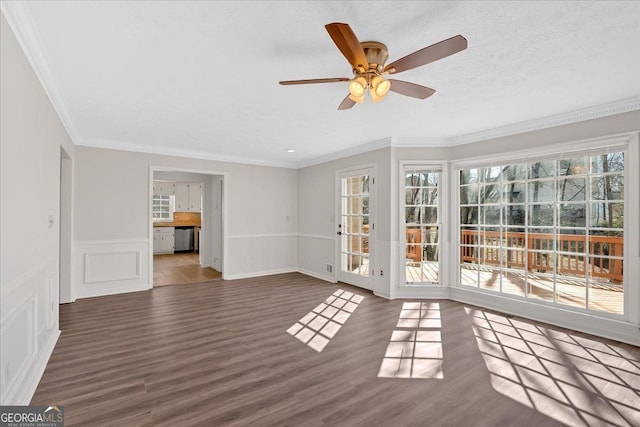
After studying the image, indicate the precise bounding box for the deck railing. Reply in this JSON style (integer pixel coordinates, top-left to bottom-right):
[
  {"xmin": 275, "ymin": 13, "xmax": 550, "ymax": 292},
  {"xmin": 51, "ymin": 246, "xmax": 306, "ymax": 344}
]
[{"xmin": 459, "ymin": 230, "xmax": 623, "ymax": 282}]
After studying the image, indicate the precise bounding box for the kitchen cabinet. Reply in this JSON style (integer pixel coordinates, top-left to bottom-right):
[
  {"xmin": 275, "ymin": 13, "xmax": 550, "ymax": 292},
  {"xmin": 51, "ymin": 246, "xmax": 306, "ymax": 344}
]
[
  {"xmin": 175, "ymin": 183, "xmax": 202, "ymax": 212},
  {"xmin": 153, "ymin": 181, "xmax": 175, "ymax": 196},
  {"xmin": 153, "ymin": 227, "xmax": 175, "ymax": 254},
  {"xmin": 188, "ymin": 183, "xmax": 202, "ymax": 212}
]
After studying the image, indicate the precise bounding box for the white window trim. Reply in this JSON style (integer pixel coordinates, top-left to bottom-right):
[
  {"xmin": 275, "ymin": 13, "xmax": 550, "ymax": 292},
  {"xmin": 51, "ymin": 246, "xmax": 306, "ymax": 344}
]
[
  {"xmin": 453, "ymin": 133, "xmax": 631, "ymax": 169},
  {"xmin": 398, "ymin": 161, "xmax": 449, "ymax": 288},
  {"xmin": 451, "ymin": 134, "xmax": 638, "ymax": 324}
]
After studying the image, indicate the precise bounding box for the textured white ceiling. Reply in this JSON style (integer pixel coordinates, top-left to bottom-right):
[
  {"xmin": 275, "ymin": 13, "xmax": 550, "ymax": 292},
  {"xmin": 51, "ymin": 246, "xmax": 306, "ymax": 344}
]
[{"xmin": 7, "ymin": 1, "xmax": 640, "ymax": 167}]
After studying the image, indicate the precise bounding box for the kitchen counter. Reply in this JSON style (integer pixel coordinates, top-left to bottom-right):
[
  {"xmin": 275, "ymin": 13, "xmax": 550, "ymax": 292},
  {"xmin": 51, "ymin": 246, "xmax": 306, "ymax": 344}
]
[
  {"xmin": 153, "ymin": 221, "xmax": 200, "ymax": 227},
  {"xmin": 153, "ymin": 211, "xmax": 201, "ymax": 227}
]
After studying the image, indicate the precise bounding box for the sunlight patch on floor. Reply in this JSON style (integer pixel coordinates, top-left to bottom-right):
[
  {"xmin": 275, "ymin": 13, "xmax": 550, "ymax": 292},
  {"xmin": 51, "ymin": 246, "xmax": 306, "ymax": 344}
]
[
  {"xmin": 465, "ymin": 307, "xmax": 640, "ymax": 426},
  {"xmin": 378, "ymin": 302, "xmax": 443, "ymax": 379},
  {"xmin": 286, "ymin": 289, "xmax": 364, "ymax": 352}
]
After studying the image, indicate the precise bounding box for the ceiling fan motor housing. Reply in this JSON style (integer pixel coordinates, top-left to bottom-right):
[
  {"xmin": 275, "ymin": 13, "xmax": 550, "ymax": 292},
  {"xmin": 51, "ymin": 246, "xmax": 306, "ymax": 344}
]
[{"xmin": 359, "ymin": 41, "xmax": 388, "ymax": 74}]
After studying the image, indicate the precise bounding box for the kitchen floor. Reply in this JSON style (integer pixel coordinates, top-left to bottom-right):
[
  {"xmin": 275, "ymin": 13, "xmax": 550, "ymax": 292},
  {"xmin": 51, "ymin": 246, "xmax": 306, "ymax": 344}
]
[{"xmin": 153, "ymin": 252, "xmax": 221, "ymax": 287}]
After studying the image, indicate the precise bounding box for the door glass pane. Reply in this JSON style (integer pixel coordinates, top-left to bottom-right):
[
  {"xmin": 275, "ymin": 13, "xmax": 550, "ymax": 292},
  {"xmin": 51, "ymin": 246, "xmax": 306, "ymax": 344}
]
[{"xmin": 341, "ymin": 174, "xmax": 370, "ymax": 277}]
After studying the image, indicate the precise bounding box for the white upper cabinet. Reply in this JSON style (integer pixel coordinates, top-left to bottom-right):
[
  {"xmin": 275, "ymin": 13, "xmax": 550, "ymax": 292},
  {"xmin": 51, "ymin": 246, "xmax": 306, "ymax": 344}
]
[
  {"xmin": 175, "ymin": 183, "xmax": 190, "ymax": 211},
  {"xmin": 189, "ymin": 183, "xmax": 202, "ymax": 212},
  {"xmin": 153, "ymin": 181, "xmax": 175, "ymax": 196},
  {"xmin": 175, "ymin": 182, "xmax": 202, "ymax": 212}
]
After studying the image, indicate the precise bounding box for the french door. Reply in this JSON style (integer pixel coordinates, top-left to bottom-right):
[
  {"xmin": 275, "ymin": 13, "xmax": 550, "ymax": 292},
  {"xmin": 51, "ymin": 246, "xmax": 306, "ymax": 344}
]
[{"xmin": 337, "ymin": 168, "xmax": 375, "ymax": 290}]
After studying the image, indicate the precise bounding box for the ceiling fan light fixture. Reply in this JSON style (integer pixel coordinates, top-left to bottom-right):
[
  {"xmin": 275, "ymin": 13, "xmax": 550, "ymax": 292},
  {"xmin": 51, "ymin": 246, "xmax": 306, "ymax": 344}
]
[
  {"xmin": 370, "ymin": 88, "xmax": 386, "ymax": 103},
  {"xmin": 372, "ymin": 76, "xmax": 391, "ymax": 97},
  {"xmin": 348, "ymin": 76, "xmax": 367, "ymax": 97},
  {"xmin": 348, "ymin": 93, "xmax": 365, "ymax": 104}
]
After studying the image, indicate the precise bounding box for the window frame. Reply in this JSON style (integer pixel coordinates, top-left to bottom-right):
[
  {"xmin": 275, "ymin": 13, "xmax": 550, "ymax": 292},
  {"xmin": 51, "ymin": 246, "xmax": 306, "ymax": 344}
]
[
  {"xmin": 452, "ymin": 136, "xmax": 632, "ymax": 321},
  {"xmin": 152, "ymin": 193, "xmax": 175, "ymax": 222},
  {"xmin": 399, "ymin": 161, "xmax": 449, "ymax": 286}
]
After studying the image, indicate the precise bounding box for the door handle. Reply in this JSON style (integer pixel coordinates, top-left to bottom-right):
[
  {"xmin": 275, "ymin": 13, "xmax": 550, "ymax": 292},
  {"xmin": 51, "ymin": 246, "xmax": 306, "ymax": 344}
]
[{"xmin": 337, "ymin": 231, "xmax": 342, "ymax": 235}]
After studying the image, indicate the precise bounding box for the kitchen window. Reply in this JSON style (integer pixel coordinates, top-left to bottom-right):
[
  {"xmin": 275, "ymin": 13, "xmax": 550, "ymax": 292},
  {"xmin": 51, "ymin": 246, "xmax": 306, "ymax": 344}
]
[{"xmin": 153, "ymin": 194, "xmax": 174, "ymax": 222}]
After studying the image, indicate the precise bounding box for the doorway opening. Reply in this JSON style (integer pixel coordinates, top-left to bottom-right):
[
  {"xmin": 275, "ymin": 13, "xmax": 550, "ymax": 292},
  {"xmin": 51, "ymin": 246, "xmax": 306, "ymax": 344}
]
[{"xmin": 149, "ymin": 168, "xmax": 226, "ymax": 287}]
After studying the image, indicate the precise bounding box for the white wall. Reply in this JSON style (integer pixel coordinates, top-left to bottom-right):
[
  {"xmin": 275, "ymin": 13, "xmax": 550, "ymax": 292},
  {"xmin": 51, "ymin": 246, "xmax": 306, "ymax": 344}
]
[
  {"xmin": 0, "ymin": 13, "xmax": 74, "ymax": 404},
  {"xmin": 73, "ymin": 146, "xmax": 298, "ymax": 297},
  {"xmin": 297, "ymin": 147, "xmax": 393, "ymax": 296}
]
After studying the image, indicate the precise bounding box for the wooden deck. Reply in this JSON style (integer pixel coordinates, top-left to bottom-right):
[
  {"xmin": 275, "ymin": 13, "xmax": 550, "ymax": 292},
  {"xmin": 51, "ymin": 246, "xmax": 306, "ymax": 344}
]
[
  {"xmin": 352, "ymin": 251, "xmax": 623, "ymax": 314},
  {"xmin": 460, "ymin": 265, "xmax": 623, "ymax": 315},
  {"xmin": 403, "ymin": 261, "xmax": 623, "ymax": 315}
]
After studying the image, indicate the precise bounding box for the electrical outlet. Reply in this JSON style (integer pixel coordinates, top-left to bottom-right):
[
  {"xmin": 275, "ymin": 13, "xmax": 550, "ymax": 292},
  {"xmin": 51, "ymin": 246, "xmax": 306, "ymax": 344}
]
[{"xmin": 326, "ymin": 264, "xmax": 333, "ymax": 273}]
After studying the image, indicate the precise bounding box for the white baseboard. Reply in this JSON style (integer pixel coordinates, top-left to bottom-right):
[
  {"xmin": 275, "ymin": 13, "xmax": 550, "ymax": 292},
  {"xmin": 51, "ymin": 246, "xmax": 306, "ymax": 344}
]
[
  {"xmin": 374, "ymin": 290, "xmax": 392, "ymax": 300},
  {"xmin": 449, "ymin": 287, "xmax": 640, "ymax": 346},
  {"xmin": 381, "ymin": 283, "xmax": 640, "ymax": 346},
  {"xmin": 77, "ymin": 283, "xmax": 152, "ymax": 299},
  {"xmin": 395, "ymin": 286, "xmax": 451, "ymax": 299},
  {"xmin": 2, "ymin": 330, "xmax": 60, "ymax": 406},
  {"xmin": 12, "ymin": 329, "xmax": 59, "ymax": 405},
  {"xmin": 224, "ymin": 268, "xmax": 297, "ymax": 281},
  {"xmin": 297, "ymin": 268, "xmax": 337, "ymax": 283}
]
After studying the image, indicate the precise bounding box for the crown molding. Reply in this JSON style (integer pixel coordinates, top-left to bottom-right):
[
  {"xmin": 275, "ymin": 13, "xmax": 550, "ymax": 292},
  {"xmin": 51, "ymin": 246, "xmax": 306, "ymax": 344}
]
[
  {"xmin": 78, "ymin": 138, "xmax": 298, "ymax": 169},
  {"xmin": 1, "ymin": 1, "xmax": 81, "ymax": 145},
  {"xmin": 390, "ymin": 137, "xmax": 450, "ymax": 147},
  {"xmin": 298, "ymin": 96, "xmax": 639, "ymax": 168},
  {"xmin": 296, "ymin": 137, "xmax": 393, "ymax": 168},
  {"xmin": 449, "ymin": 96, "xmax": 640, "ymax": 146}
]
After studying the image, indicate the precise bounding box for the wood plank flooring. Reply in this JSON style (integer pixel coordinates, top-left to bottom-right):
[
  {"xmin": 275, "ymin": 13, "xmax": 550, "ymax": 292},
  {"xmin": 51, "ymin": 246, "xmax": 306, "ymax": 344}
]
[
  {"xmin": 153, "ymin": 252, "xmax": 221, "ymax": 287},
  {"xmin": 32, "ymin": 273, "xmax": 640, "ymax": 426}
]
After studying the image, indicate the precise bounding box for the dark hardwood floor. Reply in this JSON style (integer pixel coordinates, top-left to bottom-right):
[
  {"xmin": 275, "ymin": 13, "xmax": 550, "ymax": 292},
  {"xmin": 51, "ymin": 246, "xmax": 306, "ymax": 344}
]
[{"xmin": 32, "ymin": 273, "xmax": 640, "ymax": 426}]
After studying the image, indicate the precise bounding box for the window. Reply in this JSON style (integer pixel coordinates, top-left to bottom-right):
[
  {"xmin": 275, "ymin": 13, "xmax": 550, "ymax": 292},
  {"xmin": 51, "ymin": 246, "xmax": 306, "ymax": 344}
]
[
  {"xmin": 459, "ymin": 151, "xmax": 625, "ymax": 315},
  {"xmin": 404, "ymin": 168, "xmax": 441, "ymax": 284},
  {"xmin": 153, "ymin": 194, "xmax": 174, "ymax": 222}
]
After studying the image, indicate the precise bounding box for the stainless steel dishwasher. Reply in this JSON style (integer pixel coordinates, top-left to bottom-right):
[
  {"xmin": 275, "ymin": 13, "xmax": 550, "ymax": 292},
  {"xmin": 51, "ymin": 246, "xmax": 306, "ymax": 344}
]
[{"xmin": 174, "ymin": 227, "xmax": 194, "ymax": 252}]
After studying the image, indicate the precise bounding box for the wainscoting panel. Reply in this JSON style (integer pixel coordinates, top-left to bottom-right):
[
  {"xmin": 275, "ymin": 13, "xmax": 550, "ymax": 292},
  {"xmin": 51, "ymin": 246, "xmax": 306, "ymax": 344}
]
[
  {"xmin": 225, "ymin": 234, "xmax": 297, "ymax": 280},
  {"xmin": 296, "ymin": 234, "xmax": 336, "ymax": 283},
  {"xmin": 0, "ymin": 256, "xmax": 59, "ymax": 405},
  {"xmin": 85, "ymin": 251, "xmax": 140, "ymax": 283},
  {"xmin": 74, "ymin": 239, "xmax": 150, "ymax": 299},
  {"xmin": 0, "ymin": 298, "xmax": 35, "ymax": 402}
]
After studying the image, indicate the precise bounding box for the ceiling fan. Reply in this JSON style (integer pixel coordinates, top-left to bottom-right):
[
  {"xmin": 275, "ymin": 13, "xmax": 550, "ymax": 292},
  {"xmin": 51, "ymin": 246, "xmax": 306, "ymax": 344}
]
[{"xmin": 279, "ymin": 23, "xmax": 467, "ymax": 110}]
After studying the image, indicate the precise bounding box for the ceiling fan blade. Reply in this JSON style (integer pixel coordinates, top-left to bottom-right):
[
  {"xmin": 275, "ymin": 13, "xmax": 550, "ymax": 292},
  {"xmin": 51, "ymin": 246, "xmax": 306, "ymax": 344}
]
[
  {"xmin": 279, "ymin": 77, "xmax": 350, "ymax": 85},
  {"xmin": 384, "ymin": 35, "xmax": 467, "ymax": 74},
  {"xmin": 325, "ymin": 23, "xmax": 368, "ymax": 71},
  {"xmin": 338, "ymin": 95, "xmax": 356, "ymax": 110},
  {"xmin": 388, "ymin": 80, "xmax": 436, "ymax": 99}
]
